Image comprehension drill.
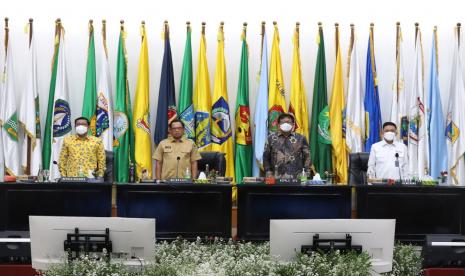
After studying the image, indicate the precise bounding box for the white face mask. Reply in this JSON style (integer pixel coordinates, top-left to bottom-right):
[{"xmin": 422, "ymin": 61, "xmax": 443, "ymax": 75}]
[
  {"xmin": 279, "ymin": 123, "xmax": 293, "ymax": 132},
  {"xmin": 76, "ymin": 125, "xmax": 88, "ymax": 135},
  {"xmin": 383, "ymin": 131, "xmax": 395, "ymax": 142}
]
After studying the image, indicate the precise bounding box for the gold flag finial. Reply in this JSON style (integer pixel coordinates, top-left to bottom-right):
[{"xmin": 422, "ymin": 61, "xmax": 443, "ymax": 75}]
[{"xmin": 202, "ymin": 22, "xmax": 206, "ymax": 35}]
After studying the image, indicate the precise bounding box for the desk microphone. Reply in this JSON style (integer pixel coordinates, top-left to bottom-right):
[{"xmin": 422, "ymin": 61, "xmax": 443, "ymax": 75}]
[
  {"xmin": 395, "ymin": 153, "xmax": 402, "ymax": 184},
  {"xmin": 176, "ymin": 156, "xmax": 181, "ymax": 178}
]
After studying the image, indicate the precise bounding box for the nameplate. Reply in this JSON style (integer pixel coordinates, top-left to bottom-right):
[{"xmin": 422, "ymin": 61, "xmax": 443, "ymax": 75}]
[
  {"xmin": 166, "ymin": 178, "xmax": 191, "ymax": 184},
  {"xmin": 58, "ymin": 177, "xmax": 87, "ymax": 183},
  {"xmin": 276, "ymin": 178, "xmax": 300, "ymax": 185}
]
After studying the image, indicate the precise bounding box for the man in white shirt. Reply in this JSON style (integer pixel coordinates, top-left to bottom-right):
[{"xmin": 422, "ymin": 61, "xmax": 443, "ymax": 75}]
[{"xmin": 367, "ymin": 122, "xmax": 408, "ymax": 180}]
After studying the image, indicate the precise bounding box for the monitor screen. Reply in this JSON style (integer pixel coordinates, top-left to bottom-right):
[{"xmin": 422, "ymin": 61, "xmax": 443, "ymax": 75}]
[
  {"xmin": 270, "ymin": 219, "xmax": 395, "ymax": 274},
  {"xmin": 29, "ymin": 216, "xmax": 155, "ymax": 271}
]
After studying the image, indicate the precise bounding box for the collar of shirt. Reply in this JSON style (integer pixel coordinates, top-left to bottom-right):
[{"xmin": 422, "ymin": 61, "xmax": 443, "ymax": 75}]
[
  {"xmin": 380, "ymin": 139, "xmax": 397, "ymax": 147},
  {"xmin": 170, "ymin": 137, "xmax": 184, "ymax": 143},
  {"xmin": 74, "ymin": 135, "xmax": 89, "ymax": 141},
  {"xmin": 278, "ymin": 132, "xmax": 296, "ymax": 138}
]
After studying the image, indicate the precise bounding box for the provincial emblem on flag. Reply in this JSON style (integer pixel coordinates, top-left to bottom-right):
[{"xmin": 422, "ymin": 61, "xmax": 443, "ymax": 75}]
[
  {"xmin": 53, "ymin": 99, "xmax": 71, "ymax": 138},
  {"xmin": 446, "ymin": 120, "xmax": 459, "ymax": 144},
  {"xmin": 195, "ymin": 111, "xmax": 210, "ymax": 148},
  {"xmin": 211, "ymin": 96, "xmax": 232, "ymax": 144},
  {"xmin": 235, "ymin": 105, "xmax": 252, "ymax": 145},
  {"xmin": 318, "ymin": 106, "xmax": 331, "ymax": 144},
  {"xmin": 268, "ymin": 105, "xmax": 285, "ymax": 132}
]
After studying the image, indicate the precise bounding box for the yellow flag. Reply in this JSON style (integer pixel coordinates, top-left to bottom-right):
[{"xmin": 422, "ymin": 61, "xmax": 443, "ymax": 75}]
[
  {"xmin": 268, "ymin": 23, "xmax": 287, "ymax": 132},
  {"xmin": 289, "ymin": 25, "xmax": 309, "ymax": 142},
  {"xmin": 133, "ymin": 24, "xmax": 152, "ymax": 179},
  {"xmin": 194, "ymin": 25, "xmax": 212, "ymax": 151},
  {"xmin": 329, "ymin": 26, "xmax": 348, "ymax": 183},
  {"xmin": 211, "ymin": 25, "xmax": 235, "ymax": 179}
]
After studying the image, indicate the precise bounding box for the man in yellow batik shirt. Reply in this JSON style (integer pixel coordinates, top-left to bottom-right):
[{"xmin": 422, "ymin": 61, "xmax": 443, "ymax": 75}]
[{"xmin": 59, "ymin": 117, "xmax": 106, "ymax": 177}]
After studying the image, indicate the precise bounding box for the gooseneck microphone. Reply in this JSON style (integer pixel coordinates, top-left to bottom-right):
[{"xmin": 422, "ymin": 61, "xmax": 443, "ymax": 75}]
[
  {"xmin": 176, "ymin": 156, "xmax": 181, "ymax": 178},
  {"xmin": 395, "ymin": 153, "xmax": 402, "ymax": 184}
]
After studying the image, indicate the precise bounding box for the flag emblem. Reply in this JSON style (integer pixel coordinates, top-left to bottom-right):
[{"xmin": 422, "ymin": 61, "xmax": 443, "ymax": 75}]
[
  {"xmin": 235, "ymin": 105, "xmax": 252, "ymax": 145},
  {"xmin": 180, "ymin": 105, "xmax": 195, "ymax": 139},
  {"xmin": 446, "ymin": 121, "xmax": 459, "ymax": 144},
  {"xmin": 318, "ymin": 106, "xmax": 331, "ymax": 144},
  {"xmin": 400, "ymin": 116, "xmax": 408, "ymax": 145},
  {"xmin": 113, "ymin": 111, "xmax": 128, "ymax": 141},
  {"xmin": 53, "ymin": 99, "xmax": 71, "ymax": 138},
  {"xmin": 4, "ymin": 113, "xmax": 19, "ymax": 141},
  {"xmin": 195, "ymin": 111, "xmax": 210, "ymax": 148},
  {"xmin": 136, "ymin": 115, "xmax": 151, "ymax": 134},
  {"xmin": 211, "ymin": 96, "xmax": 232, "ymax": 144}
]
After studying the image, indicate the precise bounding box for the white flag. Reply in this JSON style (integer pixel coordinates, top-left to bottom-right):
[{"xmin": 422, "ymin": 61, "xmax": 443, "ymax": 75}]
[
  {"xmin": 19, "ymin": 25, "xmax": 42, "ymax": 175},
  {"xmin": 96, "ymin": 32, "xmax": 113, "ymax": 151},
  {"xmin": 408, "ymin": 30, "xmax": 429, "ymax": 179},
  {"xmin": 49, "ymin": 29, "xmax": 72, "ymax": 180},
  {"xmin": 1, "ymin": 35, "xmax": 21, "ymax": 176},
  {"xmin": 345, "ymin": 39, "xmax": 365, "ymax": 153},
  {"xmin": 390, "ymin": 25, "xmax": 408, "ymax": 144},
  {"xmin": 446, "ymin": 30, "xmax": 465, "ymax": 185}
]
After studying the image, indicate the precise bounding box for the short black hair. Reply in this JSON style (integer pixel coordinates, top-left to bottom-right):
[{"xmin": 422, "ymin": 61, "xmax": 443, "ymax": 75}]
[
  {"xmin": 169, "ymin": 119, "xmax": 185, "ymax": 128},
  {"xmin": 382, "ymin": 121, "xmax": 397, "ymax": 130},
  {"xmin": 277, "ymin": 113, "xmax": 295, "ymax": 124},
  {"xmin": 75, "ymin": 116, "xmax": 90, "ymax": 125}
]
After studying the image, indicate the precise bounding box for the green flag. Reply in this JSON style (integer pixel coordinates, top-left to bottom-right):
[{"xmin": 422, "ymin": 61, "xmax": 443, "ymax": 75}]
[
  {"xmin": 234, "ymin": 28, "xmax": 252, "ymax": 184},
  {"xmin": 42, "ymin": 21, "xmax": 61, "ymax": 170},
  {"xmin": 82, "ymin": 22, "xmax": 97, "ymax": 133},
  {"xmin": 310, "ymin": 25, "xmax": 332, "ymax": 177},
  {"xmin": 113, "ymin": 24, "xmax": 134, "ymax": 182},
  {"xmin": 178, "ymin": 23, "xmax": 195, "ymax": 141}
]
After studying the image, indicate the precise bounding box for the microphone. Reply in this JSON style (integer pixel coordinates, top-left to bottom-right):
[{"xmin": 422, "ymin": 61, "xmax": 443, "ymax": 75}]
[
  {"xmin": 395, "ymin": 153, "xmax": 402, "ymax": 184},
  {"xmin": 176, "ymin": 156, "xmax": 181, "ymax": 178}
]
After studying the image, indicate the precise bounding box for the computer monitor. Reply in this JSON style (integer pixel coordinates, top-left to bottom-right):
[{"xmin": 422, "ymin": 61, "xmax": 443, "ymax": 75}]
[
  {"xmin": 29, "ymin": 216, "xmax": 155, "ymax": 271},
  {"xmin": 270, "ymin": 219, "xmax": 395, "ymax": 274}
]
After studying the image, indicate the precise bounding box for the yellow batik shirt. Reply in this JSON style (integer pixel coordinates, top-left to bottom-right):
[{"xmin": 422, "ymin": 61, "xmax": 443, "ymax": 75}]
[{"xmin": 59, "ymin": 135, "xmax": 106, "ymax": 177}]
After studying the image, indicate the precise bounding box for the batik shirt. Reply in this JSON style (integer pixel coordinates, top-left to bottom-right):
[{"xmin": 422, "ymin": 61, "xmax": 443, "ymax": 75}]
[
  {"xmin": 263, "ymin": 132, "xmax": 311, "ymax": 177},
  {"xmin": 59, "ymin": 135, "xmax": 106, "ymax": 177}
]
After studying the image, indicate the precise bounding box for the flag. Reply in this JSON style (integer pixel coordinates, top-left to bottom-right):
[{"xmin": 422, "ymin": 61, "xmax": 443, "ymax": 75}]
[
  {"xmin": 1, "ymin": 22, "xmax": 20, "ymax": 176},
  {"xmin": 82, "ymin": 21, "xmax": 97, "ymax": 135},
  {"xmin": 193, "ymin": 24, "xmax": 212, "ymax": 150},
  {"xmin": 364, "ymin": 25, "xmax": 382, "ymax": 152},
  {"xmin": 289, "ymin": 23, "xmax": 309, "ymax": 142},
  {"xmin": 235, "ymin": 25, "xmax": 253, "ymax": 184},
  {"xmin": 178, "ymin": 23, "xmax": 195, "ymax": 141},
  {"xmin": 310, "ymin": 24, "xmax": 332, "ymax": 177},
  {"xmin": 96, "ymin": 20, "xmax": 113, "ymax": 151},
  {"xmin": 43, "ymin": 21, "xmax": 72, "ymax": 180},
  {"xmin": 154, "ymin": 22, "xmax": 177, "ymax": 145},
  {"xmin": 211, "ymin": 24, "xmax": 234, "ymax": 179},
  {"xmin": 252, "ymin": 24, "xmax": 269, "ymax": 176},
  {"xmin": 133, "ymin": 23, "xmax": 152, "ymax": 179},
  {"xmin": 329, "ymin": 25, "xmax": 348, "ymax": 183},
  {"xmin": 428, "ymin": 27, "xmax": 447, "ymax": 179},
  {"xmin": 446, "ymin": 26, "xmax": 465, "ymax": 185},
  {"xmin": 345, "ymin": 26, "xmax": 365, "ymax": 153},
  {"xmin": 19, "ymin": 20, "xmax": 42, "ymax": 175},
  {"xmin": 408, "ymin": 27, "xmax": 429, "ymax": 179},
  {"xmin": 390, "ymin": 23, "xmax": 408, "ymax": 145},
  {"xmin": 114, "ymin": 22, "xmax": 134, "ymax": 183},
  {"xmin": 268, "ymin": 22, "xmax": 286, "ymax": 132}
]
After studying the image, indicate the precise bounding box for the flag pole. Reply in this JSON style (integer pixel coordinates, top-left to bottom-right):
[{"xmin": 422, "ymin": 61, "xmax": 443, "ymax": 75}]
[
  {"xmin": 25, "ymin": 18, "xmax": 34, "ymax": 174},
  {"xmin": 334, "ymin": 23, "xmax": 339, "ymax": 56},
  {"xmin": 4, "ymin": 17, "xmax": 9, "ymax": 57},
  {"xmin": 434, "ymin": 26, "xmax": 439, "ymax": 74},
  {"xmin": 369, "ymin": 23, "xmax": 377, "ymax": 85},
  {"xmin": 457, "ymin": 23, "xmax": 461, "ymax": 47},
  {"xmin": 202, "ymin": 22, "xmax": 206, "ymax": 35},
  {"xmin": 347, "ymin": 24, "xmax": 355, "ymax": 78},
  {"xmin": 396, "ymin": 22, "xmax": 401, "ymax": 100}
]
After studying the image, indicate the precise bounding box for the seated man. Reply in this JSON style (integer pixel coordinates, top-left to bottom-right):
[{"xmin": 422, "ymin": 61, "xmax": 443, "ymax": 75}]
[
  {"xmin": 367, "ymin": 122, "xmax": 408, "ymax": 180},
  {"xmin": 263, "ymin": 113, "xmax": 311, "ymax": 178},
  {"xmin": 153, "ymin": 119, "xmax": 202, "ymax": 180},
  {"xmin": 59, "ymin": 117, "xmax": 106, "ymax": 177}
]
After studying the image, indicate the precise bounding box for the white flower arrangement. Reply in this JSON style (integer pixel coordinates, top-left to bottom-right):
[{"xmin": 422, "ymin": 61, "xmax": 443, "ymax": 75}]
[{"xmin": 41, "ymin": 238, "xmax": 421, "ymax": 276}]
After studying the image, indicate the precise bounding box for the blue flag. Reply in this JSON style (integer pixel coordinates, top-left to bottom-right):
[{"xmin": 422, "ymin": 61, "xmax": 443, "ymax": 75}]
[
  {"xmin": 154, "ymin": 27, "xmax": 177, "ymax": 145},
  {"xmin": 428, "ymin": 32, "xmax": 447, "ymax": 179},
  {"xmin": 253, "ymin": 33, "xmax": 269, "ymax": 176},
  {"xmin": 364, "ymin": 34, "xmax": 382, "ymax": 152}
]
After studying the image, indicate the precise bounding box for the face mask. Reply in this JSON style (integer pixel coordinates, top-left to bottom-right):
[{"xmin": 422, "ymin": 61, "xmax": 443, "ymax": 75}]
[
  {"xmin": 280, "ymin": 123, "xmax": 293, "ymax": 132},
  {"xmin": 76, "ymin": 125, "xmax": 88, "ymax": 135},
  {"xmin": 383, "ymin": 131, "xmax": 395, "ymax": 142}
]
